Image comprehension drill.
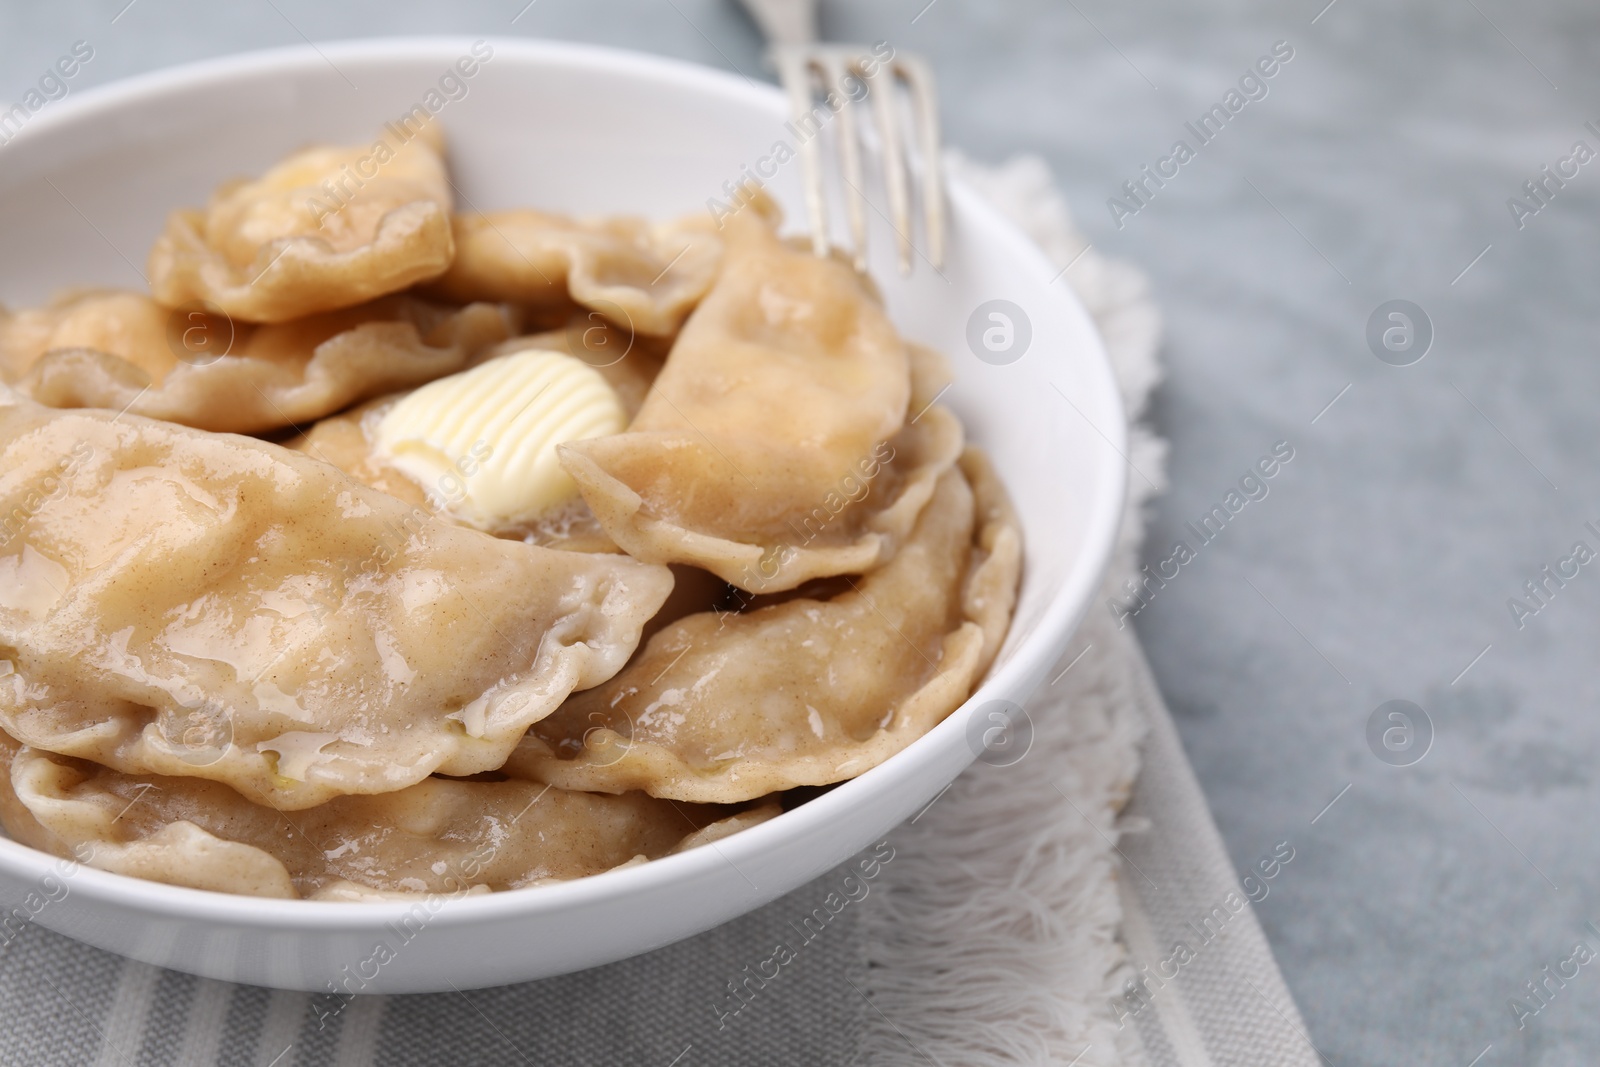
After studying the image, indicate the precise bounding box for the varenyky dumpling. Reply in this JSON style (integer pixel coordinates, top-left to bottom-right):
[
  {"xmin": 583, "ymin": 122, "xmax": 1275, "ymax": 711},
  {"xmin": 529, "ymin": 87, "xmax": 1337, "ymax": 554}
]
[
  {"xmin": 148, "ymin": 124, "xmax": 455, "ymax": 323},
  {"xmin": 509, "ymin": 451, "xmax": 1022, "ymax": 803},
  {"xmin": 0, "ymin": 733, "xmax": 776, "ymax": 900},
  {"xmin": 0, "ymin": 394, "xmax": 673, "ymax": 810},
  {"xmin": 558, "ymin": 201, "xmax": 966, "ymax": 594},
  {"xmin": 0, "ymin": 290, "xmax": 515, "ymax": 434},
  {"xmin": 428, "ymin": 209, "xmax": 722, "ymax": 337}
]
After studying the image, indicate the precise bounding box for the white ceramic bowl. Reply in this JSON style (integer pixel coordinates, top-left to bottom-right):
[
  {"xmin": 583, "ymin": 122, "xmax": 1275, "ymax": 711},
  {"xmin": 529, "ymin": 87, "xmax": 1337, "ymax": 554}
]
[{"xmin": 0, "ymin": 37, "xmax": 1125, "ymax": 992}]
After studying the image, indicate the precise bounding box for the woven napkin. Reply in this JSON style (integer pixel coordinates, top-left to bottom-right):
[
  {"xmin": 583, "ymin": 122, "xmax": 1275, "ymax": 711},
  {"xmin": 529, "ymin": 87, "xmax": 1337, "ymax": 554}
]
[{"xmin": 0, "ymin": 156, "xmax": 1315, "ymax": 1067}]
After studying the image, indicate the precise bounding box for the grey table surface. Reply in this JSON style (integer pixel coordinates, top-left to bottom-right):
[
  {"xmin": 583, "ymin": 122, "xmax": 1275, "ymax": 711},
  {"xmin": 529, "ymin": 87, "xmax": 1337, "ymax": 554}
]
[{"xmin": 2, "ymin": 1, "xmax": 1596, "ymax": 1065}]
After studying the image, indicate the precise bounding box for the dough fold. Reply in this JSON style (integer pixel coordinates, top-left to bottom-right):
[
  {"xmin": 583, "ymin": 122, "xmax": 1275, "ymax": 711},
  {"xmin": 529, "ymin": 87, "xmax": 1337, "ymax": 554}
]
[
  {"xmin": 147, "ymin": 125, "xmax": 456, "ymax": 323},
  {"xmin": 509, "ymin": 451, "xmax": 1022, "ymax": 803},
  {"xmin": 0, "ymin": 395, "xmax": 673, "ymax": 809},
  {"xmin": 0, "ymin": 733, "xmax": 774, "ymax": 899},
  {"xmin": 429, "ymin": 211, "xmax": 721, "ymax": 338},
  {"xmin": 0, "ymin": 290, "xmax": 515, "ymax": 434},
  {"xmin": 558, "ymin": 204, "xmax": 963, "ymax": 594}
]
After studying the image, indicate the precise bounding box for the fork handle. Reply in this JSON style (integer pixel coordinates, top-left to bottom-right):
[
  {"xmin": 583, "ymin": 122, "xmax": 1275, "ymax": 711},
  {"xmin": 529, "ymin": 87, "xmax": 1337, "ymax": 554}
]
[{"xmin": 738, "ymin": 0, "xmax": 818, "ymax": 45}]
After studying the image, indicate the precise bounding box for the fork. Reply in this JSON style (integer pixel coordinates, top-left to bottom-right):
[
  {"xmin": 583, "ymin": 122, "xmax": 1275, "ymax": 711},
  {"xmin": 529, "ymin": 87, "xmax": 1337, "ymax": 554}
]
[{"xmin": 738, "ymin": 0, "xmax": 947, "ymax": 274}]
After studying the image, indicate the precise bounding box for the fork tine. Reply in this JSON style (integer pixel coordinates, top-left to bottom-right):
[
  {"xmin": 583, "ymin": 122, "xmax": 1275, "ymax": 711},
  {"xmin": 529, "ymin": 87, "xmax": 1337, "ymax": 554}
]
[
  {"xmin": 895, "ymin": 54, "xmax": 946, "ymax": 270},
  {"xmin": 865, "ymin": 60, "xmax": 914, "ymax": 275},
  {"xmin": 823, "ymin": 55, "xmax": 870, "ymax": 273},
  {"xmin": 774, "ymin": 47, "xmax": 830, "ymax": 259}
]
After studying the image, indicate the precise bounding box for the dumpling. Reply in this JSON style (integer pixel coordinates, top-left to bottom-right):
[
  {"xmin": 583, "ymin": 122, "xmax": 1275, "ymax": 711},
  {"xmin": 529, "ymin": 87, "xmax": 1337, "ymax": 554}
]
[
  {"xmin": 0, "ymin": 290, "xmax": 515, "ymax": 434},
  {"xmin": 0, "ymin": 289, "xmax": 182, "ymax": 383},
  {"xmin": 557, "ymin": 202, "xmax": 965, "ymax": 594},
  {"xmin": 428, "ymin": 210, "xmax": 721, "ymax": 337},
  {"xmin": 508, "ymin": 451, "xmax": 1023, "ymax": 803},
  {"xmin": 0, "ymin": 735, "xmax": 775, "ymax": 900},
  {"xmin": 147, "ymin": 125, "xmax": 455, "ymax": 323},
  {"xmin": 0, "ymin": 395, "xmax": 673, "ymax": 810}
]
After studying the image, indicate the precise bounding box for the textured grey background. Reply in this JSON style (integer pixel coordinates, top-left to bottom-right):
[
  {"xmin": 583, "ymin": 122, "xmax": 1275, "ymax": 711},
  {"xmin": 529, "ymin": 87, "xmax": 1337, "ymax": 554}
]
[{"xmin": 1, "ymin": 1, "xmax": 1596, "ymax": 1065}]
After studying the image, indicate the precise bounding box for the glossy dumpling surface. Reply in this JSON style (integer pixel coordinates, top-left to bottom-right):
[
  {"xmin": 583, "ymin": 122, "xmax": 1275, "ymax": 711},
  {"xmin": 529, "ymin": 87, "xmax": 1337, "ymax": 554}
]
[
  {"xmin": 429, "ymin": 210, "xmax": 721, "ymax": 337},
  {"xmin": 0, "ymin": 734, "xmax": 774, "ymax": 899},
  {"xmin": 147, "ymin": 125, "xmax": 456, "ymax": 322},
  {"xmin": 558, "ymin": 203, "xmax": 969, "ymax": 594},
  {"xmin": 510, "ymin": 451, "xmax": 1022, "ymax": 803},
  {"xmin": 0, "ymin": 395, "xmax": 673, "ymax": 809},
  {"xmin": 0, "ymin": 290, "xmax": 514, "ymax": 433}
]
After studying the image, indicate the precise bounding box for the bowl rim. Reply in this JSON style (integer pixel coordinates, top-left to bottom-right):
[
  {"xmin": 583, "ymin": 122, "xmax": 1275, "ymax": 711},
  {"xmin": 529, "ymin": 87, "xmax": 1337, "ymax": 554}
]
[{"xmin": 0, "ymin": 35, "xmax": 1128, "ymax": 933}]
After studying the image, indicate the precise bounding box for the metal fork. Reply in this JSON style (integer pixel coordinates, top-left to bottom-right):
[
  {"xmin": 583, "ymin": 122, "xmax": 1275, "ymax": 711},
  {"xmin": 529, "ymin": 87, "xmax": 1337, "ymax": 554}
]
[{"xmin": 739, "ymin": 0, "xmax": 946, "ymax": 274}]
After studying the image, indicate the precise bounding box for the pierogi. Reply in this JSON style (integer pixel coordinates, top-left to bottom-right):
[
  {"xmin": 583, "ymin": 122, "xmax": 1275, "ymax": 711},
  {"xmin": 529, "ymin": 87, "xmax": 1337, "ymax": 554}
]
[
  {"xmin": 509, "ymin": 452, "xmax": 1022, "ymax": 803},
  {"xmin": 148, "ymin": 125, "xmax": 456, "ymax": 322},
  {"xmin": 559, "ymin": 202, "xmax": 963, "ymax": 594},
  {"xmin": 0, "ymin": 127, "xmax": 1028, "ymax": 901},
  {"xmin": 0, "ymin": 394, "xmax": 672, "ymax": 810},
  {"xmin": 0, "ymin": 734, "xmax": 775, "ymax": 899},
  {"xmin": 0, "ymin": 290, "xmax": 515, "ymax": 434},
  {"xmin": 430, "ymin": 210, "xmax": 721, "ymax": 337}
]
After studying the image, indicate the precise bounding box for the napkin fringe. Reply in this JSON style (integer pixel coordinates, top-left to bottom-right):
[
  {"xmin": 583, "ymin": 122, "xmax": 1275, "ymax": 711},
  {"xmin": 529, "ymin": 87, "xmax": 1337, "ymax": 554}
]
[{"xmin": 859, "ymin": 153, "xmax": 1165, "ymax": 1067}]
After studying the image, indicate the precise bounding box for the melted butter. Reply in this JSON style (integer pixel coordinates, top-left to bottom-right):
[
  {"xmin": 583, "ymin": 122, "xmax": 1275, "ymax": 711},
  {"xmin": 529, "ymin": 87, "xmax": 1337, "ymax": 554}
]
[
  {"xmin": 372, "ymin": 629, "xmax": 416, "ymax": 686},
  {"xmin": 334, "ymin": 490, "xmax": 372, "ymax": 520},
  {"xmin": 251, "ymin": 681, "xmax": 309, "ymax": 721},
  {"xmin": 397, "ymin": 568, "xmax": 454, "ymax": 614},
  {"xmin": 806, "ymin": 706, "xmax": 826, "ymax": 739},
  {"xmin": 452, "ymin": 694, "xmax": 491, "ymax": 738},
  {"xmin": 161, "ymin": 599, "xmax": 291, "ymax": 682},
  {"xmin": 256, "ymin": 731, "xmax": 340, "ymax": 782},
  {"xmin": 0, "ymin": 545, "xmax": 68, "ymax": 620},
  {"xmin": 375, "ymin": 350, "xmax": 626, "ymax": 529},
  {"xmin": 255, "ymin": 589, "xmax": 320, "ymax": 618}
]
